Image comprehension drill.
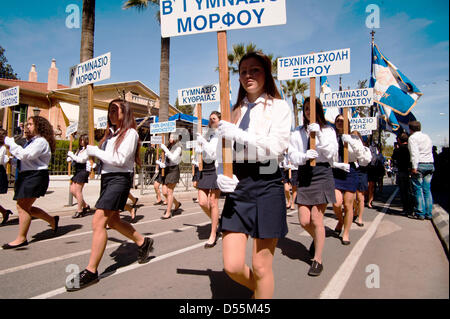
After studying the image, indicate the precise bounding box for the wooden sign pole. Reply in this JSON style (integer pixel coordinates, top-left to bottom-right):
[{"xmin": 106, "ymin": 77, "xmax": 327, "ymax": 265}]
[
  {"xmin": 88, "ymin": 83, "xmax": 95, "ymax": 178},
  {"xmin": 161, "ymin": 134, "xmax": 165, "ymax": 177},
  {"xmin": 6, "ymin": 107, "xmax": 13, "ymax": 175},
  {"xmin": 68, "ymin": 134, "xmax": 73, "ymax": 176},
  {"xmin": 217, "ymin": 31, "xmax": 233, "ymax": 178},
  {"xmin": 343, "ymin": 107, "xmax": 349, "ymax": 163},
  {"xmin": 196, "ymin": 103, "xmax": 203, "ymax": 171},
  {"xmin": 309, "ymin": 76, "xmax": 316, "ymax": 167}
]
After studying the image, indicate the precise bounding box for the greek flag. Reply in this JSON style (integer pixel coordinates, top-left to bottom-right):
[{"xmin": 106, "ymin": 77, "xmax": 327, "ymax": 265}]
[
  {"xmin": 370, "ymin": 43, "xmax": 422, "ymax": 131},
  {"xmin": 321, "ymin": 76, "xmax": 340, "ymax": 125}
]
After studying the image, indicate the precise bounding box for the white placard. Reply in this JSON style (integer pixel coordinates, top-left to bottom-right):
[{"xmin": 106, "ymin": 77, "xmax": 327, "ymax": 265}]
[
  {"xmin": 350, "ymin": 117, "xmax": 377, "ymax": 132},
  {"xmin": 150, "ymin": 120, "xmax": 177, "ymax": 134},
  {"xmin": 320, "ymin": 88, "xmax": 373, "ymax": 108},
  {"xmin": 96, "ymin": 116, "xmax": 108, "ymax": 129},
  {"xmin": 278, "ymin": 48, "xmax": 350, "ymax": 81},
  {"xmin": 65, "ymin": 122, "xmax": 78, "ymax": 138},
  {"xmin": 186, "ymin": 140, "xmax": 197, "ymax": 149},
  {"xmin": 69, "ymin": 52, "xmax": 111, "ymax": 88},
  {"xmin": 178, "ymin": 84, "xmax": 220, "ymax": 105},
  {"xmin": 160, "ymin": 0, "xmax": 286, "ymax": 37},
  {"xmin": 151, "ymin": 135, "xmax": 163, "ymax": 145},
  {"xmin": 0, "ymin": 86, "xmax": 19, "ymax": 109}
]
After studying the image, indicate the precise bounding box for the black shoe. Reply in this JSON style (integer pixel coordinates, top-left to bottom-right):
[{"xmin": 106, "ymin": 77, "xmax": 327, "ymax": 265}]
[
  {"xmin": 66, "ymin": 269, "xmax": 99, "ymax": 292},
  {"xmin": 137, "ymin": 237, "xmax": 154, "ymax": 264},
  {"xmin": 82, "ymin": 205, "xmax": 91, "ymax": 215},
  {"xmin": 53, "ymin": 216, "xmax": 60, "ymax": 234},
  {"xmin": 334, "ymin": 226, "xmax": 342, "ymax": 236},
  {"xmin": 341, "ymin": 238, "xmax": 351, "ymax": 245},
  {"xmin": 204, "ymin": 236, "xmax": 218, "ymax": 249},
  {"xmin": 1, "ymin": 210, "xmax": 13, "ymax": 225},
  {"xmin": 153, "ymin": 200, "xmax": 163, "ymax": 206},
  {"xmin": 308, "ymin": 260, "xmax": 323, "ymax": 276},
  {"xmin": 2, "ymin": 240, "xmax": 28, "ymax": 250},
  {"xmin": 161, "ymin": 214, "xmax": 172, "ymax": 220},
  {"xmin": 72, "ymin": 211, "xmax": 83, "ymax": 219},
  {"xmin": 309, "ymin": 241, "xmax": 315, "ymax": 258}
]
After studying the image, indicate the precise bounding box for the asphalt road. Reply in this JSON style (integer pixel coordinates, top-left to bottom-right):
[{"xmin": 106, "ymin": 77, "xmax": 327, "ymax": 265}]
[{"xmin": 0, "ymin": 181, "xmax": 448, "ymax": 300}]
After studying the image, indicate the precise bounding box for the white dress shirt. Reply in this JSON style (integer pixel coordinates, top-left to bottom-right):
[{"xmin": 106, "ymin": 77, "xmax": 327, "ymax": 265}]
[
  {"xmin": 408, "ymin": 131, "xmax": 434, "ymax": 169},
  {"xmin": 8, "ymin": 136, "xmax": 51, "ymax": 172},
  {"xmin": 334, "ymin": 135, "xmax": 372, "ymax": 167},
  {"xmin": 0, "ymin": 146, "xmax": 9, "ymax": 167},
  {"xmin": 232, "ymin": 94, "xmax": 292, "ymax": 162},
  {"xmin": 164, "ymin": 143, "xmax": 182, "ymax": 166},
  {"xmin": 197, "ymin": 130, "xmax": 219, "ymax": 168},
  {"xmin": 91, "ymin": 128, "xmax": 138, "ymax": 174},
  {"xmin": 289, "ymin": 125, "xmax": 338, "ymax": 166},
  {"xmin": 69, "ymin": 148, "xmax": 88, "ymax": 164}
]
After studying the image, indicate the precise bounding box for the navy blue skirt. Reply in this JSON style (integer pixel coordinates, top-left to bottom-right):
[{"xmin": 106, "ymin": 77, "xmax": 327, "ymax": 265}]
[
  {"xmin": 333, "ymin": 163, "xmax": 358, "ymax": 193},
  {"xmin": 14, "ymin": 170, "xmax": 49, "ymax": 200},
  {"xmin": 71, "ymin": 163, "xmax": 89, "ymax": 184},
  {"xmin": 296, "ymin": 163, "xmax": 336, "ymax": 205},
  {"xmin": 0, "ymin": 165, "xmax": 8, "ymax": 194},
  {"xmin": 192, "ymin": 166, "xmax": 200, "ymax": 182},
  {"xmin": 198, "ymin": 168, "xmax": 219, "ymax": 190},
  {"xmin": 356, "ymin": 166, "xmax": 369, "ymax": 192},
  {"xmin": 220, "ymin": 161, "xmax": 288, "ymax": 239},
  {"xmin": 290, "ymin": 169, "xmax": 299, "ymax": 187},
  {"xmin": 95, "ymin": 172, "xmax": 132, "ymax": 211},
  {"xmin": 281, "ymin": 168, "xmax": 290, "ymax": 184}
]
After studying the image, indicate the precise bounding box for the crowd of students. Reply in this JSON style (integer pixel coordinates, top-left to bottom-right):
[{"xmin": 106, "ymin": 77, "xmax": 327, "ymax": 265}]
[{"xmin": 1, "ymin": 51, "xmax": 433, "ymax": 298}]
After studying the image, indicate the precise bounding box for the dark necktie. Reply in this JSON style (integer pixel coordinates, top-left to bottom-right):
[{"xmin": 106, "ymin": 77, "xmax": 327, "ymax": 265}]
[
  {"xmin": 338, "ymin": 135, "xmax": 344, "ymax": 162},
  {"xmin": 238, "ymin": 102, "xmax": 256, "ymax": 131}
]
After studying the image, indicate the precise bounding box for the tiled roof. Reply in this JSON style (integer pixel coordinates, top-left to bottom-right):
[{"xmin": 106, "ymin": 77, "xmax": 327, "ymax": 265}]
[{"xmin": 0, "ymin": 78, "xmax": 68, "ymax": 93}]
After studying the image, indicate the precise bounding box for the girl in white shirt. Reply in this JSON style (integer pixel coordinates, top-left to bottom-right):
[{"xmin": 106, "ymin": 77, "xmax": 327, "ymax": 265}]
[
  {"xmin": 195, "ymin": 111, "xmax": 221, "ymax": 248},
  {"xmin": 66, "ymin": 99, "xmax": 153, "ymax": 292},
  {"xmin": 67, "ymin": 134, "xmax": 90, "ymax": 218},
  {"xmin": 288, "ymin": 97, "xmax": 338, "ymax": 276},
  {"xmin": 0, "ymin": 128, "xmax": 13, "ymax": 225},
  {"xmin": 3, "ymin": 116, "xmax": 59, "ymax": 249},
  {"xmin": 216, "ymin": 51, "xmax": 292, "ymax": 298}
]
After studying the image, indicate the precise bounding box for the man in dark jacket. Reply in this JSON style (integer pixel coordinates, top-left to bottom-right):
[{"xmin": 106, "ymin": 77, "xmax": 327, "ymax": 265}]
[{"xmin": 392, "ymin": 133, "xmax": 412, "ymax": 216}]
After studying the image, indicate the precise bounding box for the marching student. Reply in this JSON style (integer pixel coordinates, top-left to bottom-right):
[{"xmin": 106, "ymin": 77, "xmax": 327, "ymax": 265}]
[
  {"xmin": 216, "ymin": 51, "xmax": 292, "ymax": 298},
  {"xmin": 288, "ymin": 158, "xmax": 299, "ymax": 211},
  {"xmin": 153, "ymin": 154, "xmax": 166, "ymax": 206},
  {"xmin": 0, "ymin": 128, "xmax": 13, "ymax": 225},
  {"xmin": 288, "ymin": 97, "xmax": 338, "ymax": 276},
  {"xmin": 156, "ymin": 133, "xmax": 182, "ymax": 219},
  {"xmin": 191, "ymin": 151, "xmax": 200, "ymax": 203},
  {"xmin": 67, "ymin": 134, "xmax": 91, "ymax": 219},
  {"xmin": 280, "ymin": 153, "xmax": 292, "ymax": 209},
  {"xmin": 195, "ymin": 111, "xmax": 221, "ymax": 248},
  {"xmin": 124, "ymin": 192, "xmax": 139, "ymax": 220},
  {"xmin": 2, "ymin": 116, "xmax": 59, "ymax": 249},
  {"xmin": 352, "ymin": 131, "xmax": 372, "ymax": 227},
  {"xmin": 332, "ymin": 115, "xmax": 372, "ymax": 245},
  {"xmin": 66, "ymin": 99, "xmax": 153, "ymax": 291}
]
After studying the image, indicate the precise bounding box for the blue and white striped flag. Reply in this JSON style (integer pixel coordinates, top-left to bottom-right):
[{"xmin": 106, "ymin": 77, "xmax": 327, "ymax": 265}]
[{"xmin": 370, "ymin": 43, "xmax": 422, "ymax": 131}]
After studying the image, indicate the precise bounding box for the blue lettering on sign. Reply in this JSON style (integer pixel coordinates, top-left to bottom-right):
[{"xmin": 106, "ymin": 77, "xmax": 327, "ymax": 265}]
[
  {"xmin": 162, "ymin": 0, "xmax": 173, "ymax": 15},
  {"xmin": 290, "ymin": 64, "xmax": 331, "ymax": 78}
]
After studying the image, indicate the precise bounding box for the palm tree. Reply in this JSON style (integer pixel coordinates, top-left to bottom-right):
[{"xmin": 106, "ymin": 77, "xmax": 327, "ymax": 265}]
[
  {"xmin": 226, "ymin": 42, "xmax": 259, "ymax": 74},
  {"xmin": 123, "ymin": 0, "xmax": 170, "ymax": 122},
  {"xmin": 282, "ymin": 79, "xmax": 308, "ymax": 127},
  {"xmin": 78, "ymin": 0, "xmax": 95, "ymax": 136}
]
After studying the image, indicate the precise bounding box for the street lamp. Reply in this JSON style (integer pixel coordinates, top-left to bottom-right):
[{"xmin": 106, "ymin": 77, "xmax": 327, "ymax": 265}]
[{"xmin": 33, "ymin": 107, "xmax": 41, "ymax": 116}]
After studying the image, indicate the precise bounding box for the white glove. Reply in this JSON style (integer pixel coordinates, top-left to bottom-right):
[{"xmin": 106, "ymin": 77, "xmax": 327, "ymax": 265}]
[
  {"xmin": 4, "ymin": 136, "xmax": 15, "ymax": 147},
  {"xmin": 66, "ymin": 157, "xmax": 72, "ymax": 162},
  {"xmin": 3, "ymin": 155, "xmax": 9, "ymax": 164},
  {"xmin": 196, "ymin": 133, "xmax": 207, "ymax": 146},
  {"xmin": 156, "ymin": 160, "xmax": 166, "ymax": 169},
  {"xmin": 217, "ymin": 120, "xmax": 240, "ymax": 141},
  {"xmin": 341, "ymin": 134, "xmax": 353, "ymax": 144},
  {"xmin": 307, "ymin": 123, "xmax": 322, "ymax": 137},
  {"xmin": 305, "ymin": 149, "xmax": 319, "ymax": 160},
  {"xmin": 195, "ymin": 144, "xmax": 203, "ymax": 154},
  {"xmin": 217, "ymin": 174, "xmax": 239, "ymax": 193},
  {"xmin": 86, "ymin": 145, "xmax": 99, "ymax": 157},
  {"xmin": 333, "ymin": 162, "xmax": 350, "ymax": 172},
  {"xmin": 160, "ymin": 144, "xmax": 169, "ymax": 153},
  {"xmin": 67, "ymin": 151, "xmax": 74, "ymax": 158},
  {"xmin": 92, "ymin": 163, "xmax": 97, "ymax": 169}
]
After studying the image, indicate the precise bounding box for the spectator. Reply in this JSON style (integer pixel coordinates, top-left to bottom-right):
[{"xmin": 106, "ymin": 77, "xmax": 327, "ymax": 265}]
[
  {"xmin": 407, "ymin": 121, "xmax": 434, "ymax": 220},
  {"xmin": 392, "ymin": 133, "xmax": 413, "ymax": 216}
]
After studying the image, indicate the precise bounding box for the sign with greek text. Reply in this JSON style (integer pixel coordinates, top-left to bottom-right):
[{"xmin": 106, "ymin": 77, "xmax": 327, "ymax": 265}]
[
  {"xmin": 66, "ymin": 122, "xmax": 78, "ymax": 138},
  {"xmin": 0, "ymin": 86, "xmax": 19, "ymax": 109},
  {"xmin": 186, "ymin": 140, "xmax": 197, "ymax": 149},
  {"xmin": 96, "ymin": 116, "xmax": 108, "ymax": 129},
  {"xmin": 278, "ymin": 49, "xmax": 350, "ymax": 80},
  {"xmin": 178, "ymin": 84, "xmax": 220, "ymax": 105},
  {"xmin": 357, "ymin": 129, "xmax": 372, "ymax": 136},
  {"xmin": 320, "ymin": 88, "xmax": 373, "ymax": 108},
  {"xmin": 69, "ymin": 52, "xmax": 111, "ymax": 88},
  {"xmin": 150, "ymin": 120, "xmax": 177, "ymax": 134},
  {"xmin": 350, "ymin": 117, "xmax": 377, "ymax": 132},
  {"xmin": 151, "ymin": 135, "xmax": 163, "ymax": 145},
  {"xmin": 160, "ymin": 0, "xmax": 287, "ymax": 37}
]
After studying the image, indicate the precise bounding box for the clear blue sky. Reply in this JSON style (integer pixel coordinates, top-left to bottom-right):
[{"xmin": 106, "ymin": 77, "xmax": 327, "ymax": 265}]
[{"xmin": 1, "ymin": 0, "xmax": 448, "ymax": 148}]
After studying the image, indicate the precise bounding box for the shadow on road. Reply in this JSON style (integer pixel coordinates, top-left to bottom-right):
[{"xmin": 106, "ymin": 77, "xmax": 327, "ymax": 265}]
[
  {"xmin": 183, "ymin": 223, "xmax": 211, "ymax": 240},
  {"xmin": 177, "ymin": 268, "xmax": 253, "ymax": 299},
  {"xmin": 30, "ymin": 224, "xmax": 83, "ymax": 244},
  {"xmin": 276, "ymin": 237, "xmax": 312, "ymax": 266}
]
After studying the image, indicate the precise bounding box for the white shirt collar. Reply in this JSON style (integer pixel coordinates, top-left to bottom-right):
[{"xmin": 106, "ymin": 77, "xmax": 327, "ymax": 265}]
[{"xmin": 242, "ymin": 93, "xmax": 267, "ymax": 107}]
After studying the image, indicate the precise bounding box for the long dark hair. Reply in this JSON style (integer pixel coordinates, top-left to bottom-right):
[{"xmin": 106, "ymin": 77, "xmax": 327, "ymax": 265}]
[
  {"xmin": 334, "ymin": 114, "xmax": 350, "ymax": 135},
  {"xmin": 233, "ymin": 51, "xmax": 281, "ymax": 110},
  {"xmin": 30, "ymin": 116, "xmax": 56, "ymax": 153},
  {"xmin": 303, "ymin": 97, "xmax": 327, "ymax": 129},
  {"xmin": 0, "ymin": 128, "xmax": 6, "ymax": 146},
  {"xmin": 100, "ymin": 99, "xmax": 141, "ymax": 166},
  {"xmin": 77, "ymin": 134, "xmax": 89, "ymax": 154},
  {"xmin": 208, "ymin": 111, "xmax": 221, "ymax": 128}
]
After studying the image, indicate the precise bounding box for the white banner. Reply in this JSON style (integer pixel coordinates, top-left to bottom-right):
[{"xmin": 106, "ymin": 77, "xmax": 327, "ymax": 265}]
[
  {"xmin": 278, "ymin": 48, "xmax": 350, "ymax": 80},
  {"xmin": 178, "ymin": 83, "xmax": 220, "ymax": 105},
  {"xmin": 96, "ymin": 116, "xmax": 108, "ymax": 129},
  {"xmin": 151, "ymin": 135, "xmax": 163, "ymax": 145},
  {"xmin": 320, "ymin": 88, "xmax": 373, "ymax": 108},
  {"xmin": 350, "ymin": 117, "xmax": 377, "ymax": 132},
  {"xmin": 150, "ymin": 120, "xmax": 177, "ymax": 134},
  {"xmin": 160, "ymin": 0, "xmax": 286, "ymax": 37},
  {"xmin": 69, "ymin": 52, "xmax": 111, "ymax": 88},
  {"xmin": 186, "ymin": 140, "xmax": 197, "ymax": 149},
  {"xmin": 65, "ymin": 122, "xmax": 78, "ymax": 138},
  {"xmin": 0, "ymin": 86, "xmax": 19, "ymax": 109}
]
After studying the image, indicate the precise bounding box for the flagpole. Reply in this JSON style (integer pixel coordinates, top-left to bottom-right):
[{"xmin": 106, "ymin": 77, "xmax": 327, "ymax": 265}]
[{"xmin": 370, "ymin": 30, "xmax": 376, "ymax": 146}]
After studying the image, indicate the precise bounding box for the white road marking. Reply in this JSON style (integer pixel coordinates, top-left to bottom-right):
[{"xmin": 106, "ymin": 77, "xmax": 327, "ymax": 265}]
[{"xmin": 319, "ymin": 188, "xmax": 398, "ymax": 299}]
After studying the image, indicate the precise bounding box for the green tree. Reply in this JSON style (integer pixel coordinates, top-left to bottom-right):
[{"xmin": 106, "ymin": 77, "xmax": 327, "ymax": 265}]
[
  {"xmin": 174, "ymin": 98, "xmax": 193, "ymax": 115},
  {"xmin": 124, "ymin": 0, "xmax": 170, "ymax": 123},
  {"xmin": 0, "ymin": 46, "xmax": 19, "ymax": 79},
  {"xmin": 77, "ymin": 0, "xmax": 95, "ymax": 136},
  {"xmin": 281, "ymin": 79, "xmax": 308, "ymax": 127}
]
